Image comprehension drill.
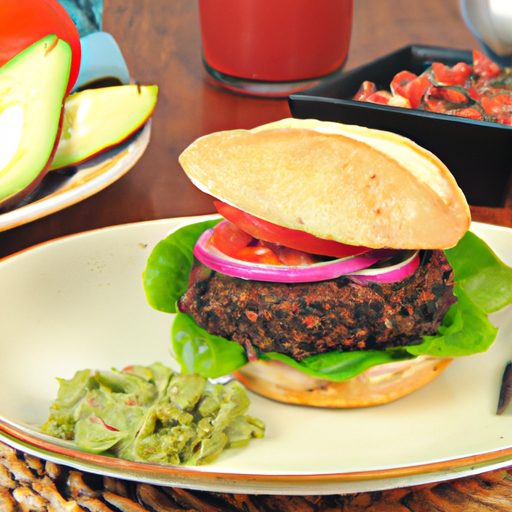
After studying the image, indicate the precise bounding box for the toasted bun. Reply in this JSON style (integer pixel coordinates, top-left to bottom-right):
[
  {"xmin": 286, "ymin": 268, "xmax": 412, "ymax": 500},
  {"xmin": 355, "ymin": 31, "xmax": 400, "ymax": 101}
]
[
  {"xmin": 179, "ymin": 118, "xmax": 470, "ymax": 249},
  {"xmin": 234, "ymin": 357, "xmax": 453, "ymax": 408}
]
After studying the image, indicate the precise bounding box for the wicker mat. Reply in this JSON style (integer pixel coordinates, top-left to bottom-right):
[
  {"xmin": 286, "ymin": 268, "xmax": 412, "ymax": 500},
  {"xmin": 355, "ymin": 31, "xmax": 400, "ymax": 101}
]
[{"xmin": 3, "ymin": 442, "xmax": 512, "ymax": 512}]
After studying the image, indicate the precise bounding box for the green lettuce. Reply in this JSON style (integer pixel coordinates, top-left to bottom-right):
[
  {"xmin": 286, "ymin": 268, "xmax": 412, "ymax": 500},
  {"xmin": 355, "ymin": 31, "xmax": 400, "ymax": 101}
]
[
  {"xmin": 143, "ymin": 223, "xmax": 512, "ymax": 383},
  {"xmin": 143, "ymin": 218, "xmax": 220, "ymax": 313}
]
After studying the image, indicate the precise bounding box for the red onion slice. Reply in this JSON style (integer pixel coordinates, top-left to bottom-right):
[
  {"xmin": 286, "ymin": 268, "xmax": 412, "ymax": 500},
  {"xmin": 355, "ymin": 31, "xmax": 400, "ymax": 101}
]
[
  {"xmin": 194, "ymin": 229, "xmax": 381, "ymax": 283},
  {"xmin": 348, "ymin": 251, "xmax": 420, "ymax": 283}
]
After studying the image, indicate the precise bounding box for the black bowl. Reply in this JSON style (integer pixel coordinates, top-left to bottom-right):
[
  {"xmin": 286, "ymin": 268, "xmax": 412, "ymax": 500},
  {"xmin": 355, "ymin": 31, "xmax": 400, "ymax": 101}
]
[{"xmin": 289, "ymin": 44, "xmax": 512, "ymax": 207}]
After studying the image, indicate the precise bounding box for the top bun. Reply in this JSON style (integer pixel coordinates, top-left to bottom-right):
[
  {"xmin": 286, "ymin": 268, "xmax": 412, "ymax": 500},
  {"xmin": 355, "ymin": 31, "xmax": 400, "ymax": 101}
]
[{"xmin": 179, "ymin": 118, "xmax": 470, "ymax": 249}]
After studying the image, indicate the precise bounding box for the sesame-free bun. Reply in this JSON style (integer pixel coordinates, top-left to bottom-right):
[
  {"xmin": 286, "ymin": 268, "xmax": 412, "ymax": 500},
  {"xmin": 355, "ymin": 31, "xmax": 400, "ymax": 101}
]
[
  {"xmin": 179, "ymin": 118, "xmax": 470, "ymax": 250},
  {"xmin": 234, "ymin": 357, "xmax": 453, "ymax": 408}
]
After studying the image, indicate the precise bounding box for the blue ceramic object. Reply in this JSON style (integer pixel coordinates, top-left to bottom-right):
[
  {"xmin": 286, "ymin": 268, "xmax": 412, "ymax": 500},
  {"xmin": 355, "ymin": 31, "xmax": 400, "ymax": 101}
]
[
  {"xmin": 73, "ymin": 31, "xmax": 131, "ymax": 91},
  {"xmin": 58, "ymin": 0, "xmax": 103, "ymax": 37}
]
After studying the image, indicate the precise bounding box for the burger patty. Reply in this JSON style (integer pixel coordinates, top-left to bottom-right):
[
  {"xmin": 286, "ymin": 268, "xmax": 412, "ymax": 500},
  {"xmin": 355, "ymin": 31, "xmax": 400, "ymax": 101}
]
[{"xmin": 178, "ymin": 250, "xmax": 456, "ymax": 361}]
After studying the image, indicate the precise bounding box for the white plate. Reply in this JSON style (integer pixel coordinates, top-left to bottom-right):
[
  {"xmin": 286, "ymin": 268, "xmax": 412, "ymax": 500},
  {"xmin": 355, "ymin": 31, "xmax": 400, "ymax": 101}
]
[
  {"xmin": 1, "ymin": 216, "xmax": 512, "ymax": 495},
  {"xmin": 0, "ymin": 121, "xmax": 151, "ymax": 233}
]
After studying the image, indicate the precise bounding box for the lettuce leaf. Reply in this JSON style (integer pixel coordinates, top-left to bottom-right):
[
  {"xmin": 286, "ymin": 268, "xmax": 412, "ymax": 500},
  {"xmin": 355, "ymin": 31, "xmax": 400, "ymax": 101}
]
[
  {"xmin": 143, "ymin": 218, "xmax": 220, "ymax": 313},
  {"xmin": 444, "ymin": 230, "xmax": 512, "ymax": 314},
  {"xmin": 260, "ymin": 349, "xmax": 414, "ymax": 382},
  {"xmin": 143, "ymin": 222, "xmax": 512, "ymax": 383},
  {"xmin": 172, "ymin": 310, "xmax": 247, "ymax": 379},
  {"xmin": 405, "ymin": 287, "xmax": 497, "ymax": 357}
]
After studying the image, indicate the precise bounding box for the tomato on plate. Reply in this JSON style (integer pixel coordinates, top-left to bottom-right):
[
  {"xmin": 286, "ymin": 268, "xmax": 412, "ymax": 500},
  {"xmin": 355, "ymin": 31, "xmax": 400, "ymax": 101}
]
[
  {"xmin": 214, "ymin": 201, "xmax": 370, "ymax": 258},
  {"xmin": 0, "ymin": 0, "xmax": 81, "ymax": 95}
]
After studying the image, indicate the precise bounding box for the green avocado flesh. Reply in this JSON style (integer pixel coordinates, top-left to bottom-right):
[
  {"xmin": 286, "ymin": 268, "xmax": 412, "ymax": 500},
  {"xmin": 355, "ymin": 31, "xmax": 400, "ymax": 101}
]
[
  {"xmin": 0, "ymin": 35, "xmax": 71, "ymax": 211},
  {"xmin": 49, "ymin": 84, "xmax": 158, "ymax": 170}
]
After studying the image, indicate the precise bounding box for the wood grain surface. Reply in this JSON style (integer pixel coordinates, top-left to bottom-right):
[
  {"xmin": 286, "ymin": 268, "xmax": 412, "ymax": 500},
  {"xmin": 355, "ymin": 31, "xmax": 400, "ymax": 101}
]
[{"xmin": 1, "ymin": 0, "xmax": 512, "ymax": 508}]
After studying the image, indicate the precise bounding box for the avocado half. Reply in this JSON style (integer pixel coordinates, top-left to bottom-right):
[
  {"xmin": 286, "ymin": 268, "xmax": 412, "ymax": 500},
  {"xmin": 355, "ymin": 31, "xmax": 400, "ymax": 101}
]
[
  {"xmin": 50, "ymin": 84, "xmax": 158, "ymax": 170},
  {"xmin": 0, "ymin": 35, "xmax": 71, "ymax": 212}
]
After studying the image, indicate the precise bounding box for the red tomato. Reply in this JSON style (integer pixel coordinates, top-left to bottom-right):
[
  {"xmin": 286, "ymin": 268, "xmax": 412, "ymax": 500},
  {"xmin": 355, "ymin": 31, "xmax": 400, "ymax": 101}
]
[
  {"xmin": 0, "ymin": 0, "xmax": 81, "ymax": 95},
  {"xmin": 214, "ymin": 201, "xmax": 370, "ymax": 258},
  {"xmin": 432, "ymin": 62, "xmax": 471, "ymax": 86},
  {"xmin": 391, "ymin": 71, "xmax": 431, "ymax": 109},
  {"xmin": 366, "ymin": 91, "xmax": 391, "ymax": 104},
  {"xmin": 481, "ymin": 94, "xmax": 512, "ymax": 118},
  {"xmin": 390, "ymin": 70, "xmax": 417, "ymax": 94},
  {"xmin": 452, "ymin": 107, "xmax": 483, "ymax": 120},
  {"xmin": 473, "ymin": 50, "xmax": 501, "ymax": 80},
  {"xmin": 427, "ymin": 86, "xmax": 469, "ymax": 106},
  {"xmin": 211, "ymin": 221, "xmax": 253, "ymax": 258},
  {"xmin": 353, "ymin": 80, "xmax": 377, "ymax": 101}
]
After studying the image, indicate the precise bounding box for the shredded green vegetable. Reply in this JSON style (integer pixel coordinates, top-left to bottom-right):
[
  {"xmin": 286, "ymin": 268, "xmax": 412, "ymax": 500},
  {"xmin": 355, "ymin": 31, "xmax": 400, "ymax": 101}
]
[{"xmin": 42, "ymin": 362, "xmax": 264, "ymax": 465}]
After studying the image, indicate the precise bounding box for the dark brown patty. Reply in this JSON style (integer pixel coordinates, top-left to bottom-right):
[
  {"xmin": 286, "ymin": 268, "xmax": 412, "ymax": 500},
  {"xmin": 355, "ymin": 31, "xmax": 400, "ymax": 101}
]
[{"xmin": 178, "ymin": 250, "xmax": 455, "ymax": 361}]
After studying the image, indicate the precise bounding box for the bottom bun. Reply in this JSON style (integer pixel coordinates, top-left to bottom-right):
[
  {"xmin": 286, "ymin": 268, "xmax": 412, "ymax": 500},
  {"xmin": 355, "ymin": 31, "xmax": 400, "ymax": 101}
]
[{"xmin": 233, "ymin": 356, "xmax": 453, "ymax": 408}]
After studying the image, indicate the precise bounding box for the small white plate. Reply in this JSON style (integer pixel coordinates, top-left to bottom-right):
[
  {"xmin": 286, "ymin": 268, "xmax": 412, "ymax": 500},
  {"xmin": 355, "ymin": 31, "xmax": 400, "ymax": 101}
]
[
  {"xmin": 0, "ymin": 121, "xmax": 151, "ymax": 233},
  {"xmin": 0, "ymin": 217, "xmax": 512, "ymax": 495}
]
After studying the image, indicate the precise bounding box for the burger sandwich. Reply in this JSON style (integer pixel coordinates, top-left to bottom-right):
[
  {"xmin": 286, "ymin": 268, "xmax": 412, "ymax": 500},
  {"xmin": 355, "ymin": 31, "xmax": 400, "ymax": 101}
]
[{"xmin": 143, "ymin": 118, "xmax": 512, "ymax": 408}]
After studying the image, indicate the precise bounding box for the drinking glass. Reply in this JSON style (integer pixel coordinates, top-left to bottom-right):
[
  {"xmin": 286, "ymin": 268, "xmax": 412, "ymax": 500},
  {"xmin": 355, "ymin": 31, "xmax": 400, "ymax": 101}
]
[{"xmin": 198, "ymin": 0, "xmax": 354, "ymax": 97}]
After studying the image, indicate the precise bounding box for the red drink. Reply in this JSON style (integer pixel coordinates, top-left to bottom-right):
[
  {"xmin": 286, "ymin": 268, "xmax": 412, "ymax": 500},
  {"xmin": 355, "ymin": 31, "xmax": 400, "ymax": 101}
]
[{"xmin": 198, "ymin": 0, "xmax": 353, "ymax": 95}]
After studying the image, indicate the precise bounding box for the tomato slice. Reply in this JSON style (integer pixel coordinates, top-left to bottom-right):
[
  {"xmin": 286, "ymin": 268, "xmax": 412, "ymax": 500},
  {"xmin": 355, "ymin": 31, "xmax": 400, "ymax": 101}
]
[
  {"xmin": 214, "ymin": 201, "xmax": 370, "ymax": 258},
  {"xmin": 211, "ymin": 221, "xmax": 253, "ymax": 258}
]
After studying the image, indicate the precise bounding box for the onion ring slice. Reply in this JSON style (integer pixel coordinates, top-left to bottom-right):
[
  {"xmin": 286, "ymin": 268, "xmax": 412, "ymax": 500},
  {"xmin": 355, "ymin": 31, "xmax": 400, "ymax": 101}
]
[{"xmin": 194, "ymin": 229, "xmax": 382, "ymax": 283}]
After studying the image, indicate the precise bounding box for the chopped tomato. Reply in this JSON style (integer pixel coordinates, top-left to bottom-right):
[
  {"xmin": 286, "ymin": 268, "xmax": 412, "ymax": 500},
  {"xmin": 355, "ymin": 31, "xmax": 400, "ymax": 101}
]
[
  {"xmin": 392, "ymin": 71, "xmax": 431, "ymax": 108},
  {"xmin": 452, "ymin": 107, "xmax": 484, "ymax": 120},
  {"xmin": 432, "ymin": 62, "xmax": 471, "ymax": 86},
  {"xmin": 481, "ymin": 94, "xmax": 512, "ymax": 118},
  {"xmin": 214, "ymin": 201, "xmax": 370, "ymax": 258},
  {"xmin": 423, "ymin": 98, "xmax": 448, "ymax": 113},
  {"xmin": 366, "ymin": 91, "xmax": 391, "ymax": 104},
  {"xmin": 466, "ymin": 86, "xmax": 482, "ymax": 101},
  {"xmin": 390, "ymin": 71, "xmax": 417, "ymax": 94},
  {"xmin": 473, "ymin": 50, "xmax": 501, "ymax": 80},
  {"xmin": 427, "ymin": 86, "xmax": 469, "ymax": 106},
  {"xmin": 353, "ymin": 80, "xmax": 377, "ymax": 101},
  {"xmin": 211, "ymin": 220, "xmax": 253, "ymax": 258}
]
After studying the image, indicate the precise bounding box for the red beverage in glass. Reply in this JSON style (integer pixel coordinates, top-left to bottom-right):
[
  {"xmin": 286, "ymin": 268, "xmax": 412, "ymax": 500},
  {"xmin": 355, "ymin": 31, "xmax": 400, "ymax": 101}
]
[{"xmin": 198, "ymin": 0, "xmax": 353, "ymax": 95}]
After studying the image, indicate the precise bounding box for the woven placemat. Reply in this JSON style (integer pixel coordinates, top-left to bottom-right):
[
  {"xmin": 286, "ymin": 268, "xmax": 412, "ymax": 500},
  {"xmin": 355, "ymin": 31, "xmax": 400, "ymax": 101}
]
[{"xmin": 3, "ymin": 441, "xmax": 512, "ymax": 511}]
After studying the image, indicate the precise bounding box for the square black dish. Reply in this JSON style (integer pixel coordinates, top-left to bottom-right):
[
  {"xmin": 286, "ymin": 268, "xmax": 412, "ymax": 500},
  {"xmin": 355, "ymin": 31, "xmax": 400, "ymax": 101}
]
[{"xmin": 289, "ymin": 44, "xmax": 512, "ymax": 207}]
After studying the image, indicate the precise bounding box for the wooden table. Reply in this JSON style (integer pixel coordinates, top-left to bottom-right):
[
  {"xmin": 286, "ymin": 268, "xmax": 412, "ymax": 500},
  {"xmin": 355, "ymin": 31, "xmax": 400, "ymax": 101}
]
[{"xmin": 2, "ymin": 0, "xmax": 512, "ymax": 509}]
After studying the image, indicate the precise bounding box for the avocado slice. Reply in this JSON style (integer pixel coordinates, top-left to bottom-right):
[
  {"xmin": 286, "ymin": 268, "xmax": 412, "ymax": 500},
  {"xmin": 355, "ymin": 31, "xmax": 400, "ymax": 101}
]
[
  {"xmin": 0, "ymin": 35, "xmax": 71, "ymax": 212},
  {"xmin": 50, "ymin": 84, "xmax": 158, "ymax": 170}
]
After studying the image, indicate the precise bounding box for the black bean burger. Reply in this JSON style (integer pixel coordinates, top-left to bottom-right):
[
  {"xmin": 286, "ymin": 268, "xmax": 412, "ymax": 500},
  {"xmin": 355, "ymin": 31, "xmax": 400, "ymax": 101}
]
[{"xmin": 143, "ymin": 118, "xmax": 512, "ymax": 408}]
